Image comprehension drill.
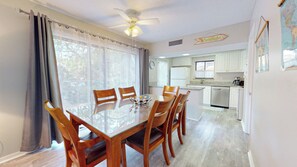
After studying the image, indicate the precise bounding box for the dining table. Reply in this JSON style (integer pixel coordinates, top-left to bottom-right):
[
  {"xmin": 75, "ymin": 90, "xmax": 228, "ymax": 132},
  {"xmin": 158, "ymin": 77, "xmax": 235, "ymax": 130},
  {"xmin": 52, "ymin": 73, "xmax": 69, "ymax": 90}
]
[{"xmin": 67, "ymin": 94, "xmax": 187, "ymax": 167}]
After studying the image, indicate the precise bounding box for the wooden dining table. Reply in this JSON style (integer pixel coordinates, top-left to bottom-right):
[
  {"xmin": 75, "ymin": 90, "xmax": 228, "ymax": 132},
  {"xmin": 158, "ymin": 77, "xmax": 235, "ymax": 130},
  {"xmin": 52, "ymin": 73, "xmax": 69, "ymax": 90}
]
[{"xmin": 67, "ymin": 94, "xmax": 187, "ymax": 167}]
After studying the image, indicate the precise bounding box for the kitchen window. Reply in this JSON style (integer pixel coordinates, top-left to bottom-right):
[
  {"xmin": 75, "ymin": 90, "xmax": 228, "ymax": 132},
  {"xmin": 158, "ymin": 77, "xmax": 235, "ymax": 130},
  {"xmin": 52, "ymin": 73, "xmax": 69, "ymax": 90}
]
[{"xmin": 195, "ymin": 60, "xmax": 215, "ymax": 79}]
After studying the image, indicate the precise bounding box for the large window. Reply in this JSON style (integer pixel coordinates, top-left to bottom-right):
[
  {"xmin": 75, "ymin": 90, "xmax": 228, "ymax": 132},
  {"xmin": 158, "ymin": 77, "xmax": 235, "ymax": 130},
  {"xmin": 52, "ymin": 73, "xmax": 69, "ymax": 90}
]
[
  {"xmin": 195, "ymin": 60, "xmax": 215, "ymax": 79},
  {"xmin": 53, "ymin": 34, "xmax": 138, "ymax": 111}
]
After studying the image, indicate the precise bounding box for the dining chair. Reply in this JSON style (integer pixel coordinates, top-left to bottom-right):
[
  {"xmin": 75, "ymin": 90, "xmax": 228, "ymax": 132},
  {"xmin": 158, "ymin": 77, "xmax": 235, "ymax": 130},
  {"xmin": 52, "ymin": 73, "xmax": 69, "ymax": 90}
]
[
  {"xmin": 125, "ymin": 97, "xmax": 175, "ymax": 167},
  {"xmin": 118, "ymin": 86, "xmax": 137, "ymax": 99},
  {"xmin": 167, "ymin": 91, "xmax": 191, "ymax": 158},
  {"xmin": 162, "ymin": 86, "xmax": 180, "ymax": 97},
  {"xmin": 44, "ymin": 100, "xmax": 126, "ymax": 167},
  {"xmin": 93, "ymin": 88, "xmax": 117, "ymax": 105}
]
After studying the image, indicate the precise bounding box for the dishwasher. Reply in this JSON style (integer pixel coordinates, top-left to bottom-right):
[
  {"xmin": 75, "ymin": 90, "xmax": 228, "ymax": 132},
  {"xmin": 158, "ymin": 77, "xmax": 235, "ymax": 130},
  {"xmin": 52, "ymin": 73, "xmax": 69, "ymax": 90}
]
[{"xmin": 210, "ymin": 86, "xmax": 230, "ymax": 109}]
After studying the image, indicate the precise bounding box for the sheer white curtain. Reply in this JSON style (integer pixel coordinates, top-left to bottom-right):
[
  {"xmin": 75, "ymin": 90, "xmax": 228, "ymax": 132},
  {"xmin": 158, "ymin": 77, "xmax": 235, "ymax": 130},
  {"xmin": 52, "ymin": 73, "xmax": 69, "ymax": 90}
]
[{"xmin": 52, "ymin": 24, "xmax": 139, "ymax": 111}]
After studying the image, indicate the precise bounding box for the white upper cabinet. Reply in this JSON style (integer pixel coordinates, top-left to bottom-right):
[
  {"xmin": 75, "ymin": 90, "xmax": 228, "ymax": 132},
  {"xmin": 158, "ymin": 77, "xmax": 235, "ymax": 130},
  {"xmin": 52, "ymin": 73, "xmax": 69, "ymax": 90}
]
[
  {"xmin": 172, "ymin": 57, "xmax": 192, "ymax": 66},
  {"xmin": 215, "ymin": 50, "xmax": 246, "ymax": 73}
]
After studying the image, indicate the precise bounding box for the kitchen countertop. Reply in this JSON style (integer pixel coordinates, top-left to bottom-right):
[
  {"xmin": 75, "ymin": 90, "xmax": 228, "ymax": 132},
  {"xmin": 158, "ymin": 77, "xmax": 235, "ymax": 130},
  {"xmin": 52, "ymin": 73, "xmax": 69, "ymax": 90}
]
[
  {"xmin": 187, "ymin": 84, "xmax": 244, "ymax": 88},
  {"xmin": 149, "ymin": 85, "xmax": 205, "ymax": 90}
]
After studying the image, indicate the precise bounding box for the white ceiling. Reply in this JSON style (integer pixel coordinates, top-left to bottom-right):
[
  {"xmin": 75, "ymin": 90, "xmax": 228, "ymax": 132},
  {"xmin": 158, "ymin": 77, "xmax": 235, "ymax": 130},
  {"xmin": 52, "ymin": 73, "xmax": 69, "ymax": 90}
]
[{"xmin": 31, "ymin": 0, "xmax": 256, "ymax": 43}]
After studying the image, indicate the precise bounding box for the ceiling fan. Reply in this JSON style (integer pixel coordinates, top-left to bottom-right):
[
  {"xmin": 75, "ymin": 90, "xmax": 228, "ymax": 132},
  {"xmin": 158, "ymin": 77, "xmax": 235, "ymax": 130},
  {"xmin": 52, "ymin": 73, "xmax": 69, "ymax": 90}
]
[{"xmin": 110, "ymin": 8, "xmax": 160, "ymax": 37}]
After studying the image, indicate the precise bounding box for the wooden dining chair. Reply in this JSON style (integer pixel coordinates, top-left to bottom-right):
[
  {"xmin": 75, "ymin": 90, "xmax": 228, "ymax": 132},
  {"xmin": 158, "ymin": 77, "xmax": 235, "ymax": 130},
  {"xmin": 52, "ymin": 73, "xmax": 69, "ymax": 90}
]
[
  {"xmin": 93, "ymin": 88, "xmax": 117, "ymax": 105},
  {"xmin": 167, "ymin": 91, "xmax": 191, "ymax": 158},
  {"xmin": 44, "ymin": 100, "xmax": 126, "ymax": 167},
  {"xmin": 162, "ymin": 86, "xmax": 180, "ymax": 97},
  {"xmin": 118, "ymin": 86, "xmax": 137, "ymax": 99},
  {"xmin": 125, "ymin": 97, "xmax": 175, "ymax": 167}
]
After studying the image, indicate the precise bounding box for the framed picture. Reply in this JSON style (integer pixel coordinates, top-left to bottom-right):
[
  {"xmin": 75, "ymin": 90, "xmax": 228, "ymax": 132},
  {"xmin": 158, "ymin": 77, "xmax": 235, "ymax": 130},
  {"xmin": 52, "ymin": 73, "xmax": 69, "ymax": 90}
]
[
  {"xmin": 279, "ymin": 0, "xmax": 297, "ymax": 70},
  {"xmin": 255, "ymin": 17, "xmax": 269, "ymax": 73}
]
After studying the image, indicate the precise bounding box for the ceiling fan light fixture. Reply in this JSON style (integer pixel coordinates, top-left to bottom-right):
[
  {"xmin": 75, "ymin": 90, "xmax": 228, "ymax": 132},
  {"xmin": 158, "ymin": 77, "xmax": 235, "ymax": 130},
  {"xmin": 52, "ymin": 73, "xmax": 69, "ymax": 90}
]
[{"xmin": 124, "ymin": 25, "xmax": 142, "ymax": 37}]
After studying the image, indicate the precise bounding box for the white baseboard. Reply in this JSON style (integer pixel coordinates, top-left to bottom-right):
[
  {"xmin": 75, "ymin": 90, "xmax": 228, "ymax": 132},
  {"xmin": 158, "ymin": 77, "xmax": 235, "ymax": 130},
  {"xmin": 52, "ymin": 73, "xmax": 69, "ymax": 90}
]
[
  {"xmin": 0, "ymin": 151, "xmax": 28, "ymax": 164},
  {"xmin": 248, "ymin": 150, "xmax": 255, "ymax": 167}
]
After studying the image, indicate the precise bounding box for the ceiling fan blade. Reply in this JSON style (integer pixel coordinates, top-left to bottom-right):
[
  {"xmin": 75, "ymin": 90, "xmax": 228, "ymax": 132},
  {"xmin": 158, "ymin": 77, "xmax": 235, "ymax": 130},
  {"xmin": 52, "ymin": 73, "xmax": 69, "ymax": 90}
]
[
  {"xmin": 109, "ymin": 23, "xmax": 129, "ymax": 29},
  {"xmin": 137, "ymin": 18, "xmax": 160, "ymax": 25},
  {"xmin": 114, "ymin": 8, "xmax": 131, "ymax": 21}
]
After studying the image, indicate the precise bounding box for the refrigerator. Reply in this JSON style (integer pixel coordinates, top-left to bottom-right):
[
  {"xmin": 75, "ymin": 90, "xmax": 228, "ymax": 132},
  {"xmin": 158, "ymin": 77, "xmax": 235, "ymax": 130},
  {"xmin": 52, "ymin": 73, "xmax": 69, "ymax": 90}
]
[{"xmin": 170, "ymin": 67, "xmax": 190, "ymax": 87}]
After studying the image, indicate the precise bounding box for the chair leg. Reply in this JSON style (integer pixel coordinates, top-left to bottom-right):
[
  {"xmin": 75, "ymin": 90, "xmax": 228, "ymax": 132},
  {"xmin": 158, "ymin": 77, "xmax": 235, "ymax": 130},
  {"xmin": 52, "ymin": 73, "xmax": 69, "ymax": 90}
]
[
  {"xmin": 162, "ymin": 140, "xmax": 170, "ymax": 165},
  {"xmin": 143, "ymin": 152, "xmax": 149, "ymax": 167},
  {"xmin": 65, "ymin": 154, "xmax": 72, "ymax": 167},
  {"xmin": 121, "ymin": 143, "xmax": 127, "ymax": 167},
  {"xmin": 177, "ymin": 126, "xmax": 184, "ymax": 145},
  {"xmin": 168, "ymin": 131, "xmax": 176, "ymax": 157}
]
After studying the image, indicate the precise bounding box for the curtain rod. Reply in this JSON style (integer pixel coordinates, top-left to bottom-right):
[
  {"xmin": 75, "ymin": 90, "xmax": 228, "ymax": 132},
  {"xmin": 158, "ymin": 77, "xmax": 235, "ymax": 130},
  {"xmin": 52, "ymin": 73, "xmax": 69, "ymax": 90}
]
[{"xmin": 18, "ymin": 9, "xmax": 141, "ymax": 49}]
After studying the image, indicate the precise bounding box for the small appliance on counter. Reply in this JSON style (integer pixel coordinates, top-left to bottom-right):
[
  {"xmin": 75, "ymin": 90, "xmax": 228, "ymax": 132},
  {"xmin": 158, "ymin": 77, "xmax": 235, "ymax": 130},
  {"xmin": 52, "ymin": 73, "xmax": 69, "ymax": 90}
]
[{"xmin": 232, "ymin": 77, "xmax": 243, "ymax": 86}]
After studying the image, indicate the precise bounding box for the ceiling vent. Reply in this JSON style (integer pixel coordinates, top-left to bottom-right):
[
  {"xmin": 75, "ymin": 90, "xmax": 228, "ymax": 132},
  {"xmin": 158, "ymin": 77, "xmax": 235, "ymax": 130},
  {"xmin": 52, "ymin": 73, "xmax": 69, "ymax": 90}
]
[{"xmin": 169, "ymin": 39, "xmax": 183, "ymax": 46}]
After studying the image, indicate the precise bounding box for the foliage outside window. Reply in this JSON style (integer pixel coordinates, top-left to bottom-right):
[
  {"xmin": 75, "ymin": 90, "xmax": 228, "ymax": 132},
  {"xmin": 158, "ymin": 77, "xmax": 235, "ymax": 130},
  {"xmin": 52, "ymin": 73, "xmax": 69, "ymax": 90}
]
[
  {"xmin": 53, "ymin": 37, "xmax": 137, "ymax": 112},
  {"xmin": 195, "ymin": 60, "xmax": 214, "ymax": 79}
]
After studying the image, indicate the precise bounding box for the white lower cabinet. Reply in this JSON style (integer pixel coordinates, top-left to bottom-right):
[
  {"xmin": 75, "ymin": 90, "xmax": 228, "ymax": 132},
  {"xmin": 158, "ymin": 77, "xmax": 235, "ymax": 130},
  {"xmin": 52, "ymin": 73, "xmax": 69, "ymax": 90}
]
[
  {"xmin": 229, "ymin": 87, "xmax": 239, "ymax": 108},
  {"xmin": 203, "ymin": 86, "xmax": 211, "ymax": 105},
  {"xmin": 229, "ymin": 87, "xmax": 244, "ymax": 111}
]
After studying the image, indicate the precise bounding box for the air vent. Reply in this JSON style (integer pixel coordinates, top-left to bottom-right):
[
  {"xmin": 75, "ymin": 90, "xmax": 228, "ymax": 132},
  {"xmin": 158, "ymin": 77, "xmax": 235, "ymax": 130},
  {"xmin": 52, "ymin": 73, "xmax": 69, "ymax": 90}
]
[{"xmin": 169, "ymin": 39, "xmax": 183, "ymax": 46}]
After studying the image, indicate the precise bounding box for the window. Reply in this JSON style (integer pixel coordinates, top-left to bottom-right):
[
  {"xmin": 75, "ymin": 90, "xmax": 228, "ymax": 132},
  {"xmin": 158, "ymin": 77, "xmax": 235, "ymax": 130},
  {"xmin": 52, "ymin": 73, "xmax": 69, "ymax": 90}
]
[
  {"xmin": 53, "ymin": 35, "xmax": 138, "ymax": 111},
  {"xmin": 195, "ymin": 60, "xmax": 214, "ymax": 78}
]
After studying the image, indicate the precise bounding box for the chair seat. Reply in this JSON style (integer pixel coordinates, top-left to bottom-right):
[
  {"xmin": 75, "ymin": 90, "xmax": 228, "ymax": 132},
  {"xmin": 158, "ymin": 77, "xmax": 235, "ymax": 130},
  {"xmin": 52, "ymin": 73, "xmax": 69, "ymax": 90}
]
[
  {"xmin": 85, "ymin": 140, "xmax": 106, "ymax": 164},
  {"xmin": 79, "ymin": 132, "xmax": 106, "ymax": 164},
  {"xmin": 127, "ymin": 128, "xmax": 163, "ymax": 149}
]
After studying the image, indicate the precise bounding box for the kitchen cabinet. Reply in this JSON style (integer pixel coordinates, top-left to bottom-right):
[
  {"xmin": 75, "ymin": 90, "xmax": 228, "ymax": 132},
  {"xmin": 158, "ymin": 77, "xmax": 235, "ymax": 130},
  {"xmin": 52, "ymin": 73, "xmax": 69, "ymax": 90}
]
[
  {"xmin": 215, "ymin": 50, "xmax": 245, "ymax": 73},
  {"xmin": 203, "ymin": 86, "xmax": 211, "ymax": 105},
  {"xmin": 149, "ymin": 86, "xmax": 204, "ymax": 121},
  {"xmin": 229, "ymin": 87, "xmax": 239, "ymax": 108},
  {"xmin": 172, "ymin": 57, "xmax": 192, "ymax": 66}
]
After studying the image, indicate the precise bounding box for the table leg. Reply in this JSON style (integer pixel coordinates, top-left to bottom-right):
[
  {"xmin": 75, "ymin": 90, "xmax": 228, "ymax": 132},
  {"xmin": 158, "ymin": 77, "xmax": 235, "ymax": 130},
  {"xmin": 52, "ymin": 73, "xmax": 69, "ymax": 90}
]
[
  {"xmin": 182, "ymin": 103, "xmax": 186, "ymax": 135},
  {"xmin": 106, "ymin": 137, "xmax": 122, "ymax": 167}
]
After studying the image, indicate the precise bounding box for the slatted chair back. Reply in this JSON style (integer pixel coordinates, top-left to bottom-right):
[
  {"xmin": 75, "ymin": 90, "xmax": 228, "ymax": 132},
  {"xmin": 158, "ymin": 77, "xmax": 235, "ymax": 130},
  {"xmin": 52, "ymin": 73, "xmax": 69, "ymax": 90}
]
[
  {"xmin": 44, "ymin": 101, "xmax": 81, "ymax": 163},
  {"xmin": 93, "ymin": 88, "xmax": 117, "ymax": 105},
  {"xmin": 118, "ymin": 86, "xmax": 137, "ymax": 99},
  {"xmin": 162, "ymin": 86, "xmax": 180, "ymax": 97}
]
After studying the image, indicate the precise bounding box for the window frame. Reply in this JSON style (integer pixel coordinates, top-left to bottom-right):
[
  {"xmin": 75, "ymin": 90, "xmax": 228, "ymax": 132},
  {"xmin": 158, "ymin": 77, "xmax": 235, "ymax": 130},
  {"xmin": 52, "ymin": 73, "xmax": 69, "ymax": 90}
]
[{"xmin": 194, "ymin": 60, "xmax": 215, "ymax": 79}]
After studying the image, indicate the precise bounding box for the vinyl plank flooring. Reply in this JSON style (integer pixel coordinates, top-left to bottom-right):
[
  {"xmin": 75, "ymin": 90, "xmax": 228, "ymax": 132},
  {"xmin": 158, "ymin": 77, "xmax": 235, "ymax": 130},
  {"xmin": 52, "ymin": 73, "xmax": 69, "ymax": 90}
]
[{"xmin": 0, "ymin": 108, "xmax": 249, "ymax": 167}]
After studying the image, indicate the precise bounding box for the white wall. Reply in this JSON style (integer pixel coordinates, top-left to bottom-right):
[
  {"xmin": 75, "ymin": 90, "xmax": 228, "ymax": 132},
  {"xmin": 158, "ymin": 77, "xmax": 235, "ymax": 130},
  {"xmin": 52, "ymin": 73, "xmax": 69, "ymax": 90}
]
[
  {"xmin": 148, "ymin": 21, "xmax": 250, "ymax": 58},
  {"xmin": 249, "ymin": 0, "xmax": 297, "ymax": 167},
  {"xmin": 0, "ymin": 1, "xmax": 145, "ymax": 158},
  {"xmin": 0, "ymin": 4, "xmax": 30, "ymax": 158}
]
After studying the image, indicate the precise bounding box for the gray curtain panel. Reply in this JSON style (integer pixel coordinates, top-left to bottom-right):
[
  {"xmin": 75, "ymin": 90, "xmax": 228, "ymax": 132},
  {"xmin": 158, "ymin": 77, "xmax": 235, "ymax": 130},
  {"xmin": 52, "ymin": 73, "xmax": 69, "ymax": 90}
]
[
  {"xmin": 139, "ymin": 48, "xmax": 150, "ymax": 94},
  {"xmin": 21, "ymin": 11, "xmax": 63, "ymax": 152}
]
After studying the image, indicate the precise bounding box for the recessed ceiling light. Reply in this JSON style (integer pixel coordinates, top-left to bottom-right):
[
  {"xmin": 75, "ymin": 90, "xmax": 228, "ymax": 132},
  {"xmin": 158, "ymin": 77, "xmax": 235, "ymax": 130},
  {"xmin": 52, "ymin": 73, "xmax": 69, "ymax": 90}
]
[
  {"xmin": 159, "ymin": 56, "xmax": 165, "ymax": 59},
  {"xmin": 182, "ymin": 53, "xmax": 190, "ymax": 56}
]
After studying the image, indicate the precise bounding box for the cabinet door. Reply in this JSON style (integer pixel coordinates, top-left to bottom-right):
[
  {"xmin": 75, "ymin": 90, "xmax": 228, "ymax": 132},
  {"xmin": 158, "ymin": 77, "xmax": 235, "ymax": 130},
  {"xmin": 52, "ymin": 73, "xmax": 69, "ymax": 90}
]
[
  {"xmin": 215, "ymin": 54, "xmax": 227, "ymax": 72},
  {"xmin": 229, "ymin": 53, "xmax": 241, "ymax": 72},
  {"xmin": 229, "ymin": 87, "xmax": 239, "ymax": 109},
  {"xmin": 203, "ymin": 86, "xmax": 211, "ymax": 105}
]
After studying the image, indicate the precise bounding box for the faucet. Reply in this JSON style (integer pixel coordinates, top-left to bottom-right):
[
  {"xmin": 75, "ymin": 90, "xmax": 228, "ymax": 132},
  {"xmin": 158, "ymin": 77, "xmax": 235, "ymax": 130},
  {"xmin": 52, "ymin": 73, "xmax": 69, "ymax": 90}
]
[{"xmin": 200, "ymin": 79, "xmax": 205, "ymax": 84}]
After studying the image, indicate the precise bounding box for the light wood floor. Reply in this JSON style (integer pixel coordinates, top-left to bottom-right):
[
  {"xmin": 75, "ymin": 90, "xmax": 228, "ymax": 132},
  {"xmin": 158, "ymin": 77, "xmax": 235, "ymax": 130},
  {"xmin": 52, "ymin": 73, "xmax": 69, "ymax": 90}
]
[{"xmin": 0, "ymin": 107, "xmax": 249, "ymax": 167}]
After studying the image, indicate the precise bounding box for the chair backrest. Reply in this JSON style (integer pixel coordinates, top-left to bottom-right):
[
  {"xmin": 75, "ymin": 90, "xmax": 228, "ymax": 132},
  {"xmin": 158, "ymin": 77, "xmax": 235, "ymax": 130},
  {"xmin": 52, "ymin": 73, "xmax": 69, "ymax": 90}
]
[
  {"xmin": 44, "ymin": 101, "xmax": 80, "ymax": 153},
  {"xmin": 118, "ymin": 86, "xmax": 136, "ymax": 99},
  {"xmin": 162, "ymin": 86, "xmax": 180, "ymax": 97},
  {"xmin": 168, "ymin": 91, "xmax": 191, "ymax": 127},
  {"xmin": 93, "ymin": 88, "xmax": 117, "ymax": 105},
  {"xmin": 144, "ymin": 97, "xmax": 175, "ymax": 145}
]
